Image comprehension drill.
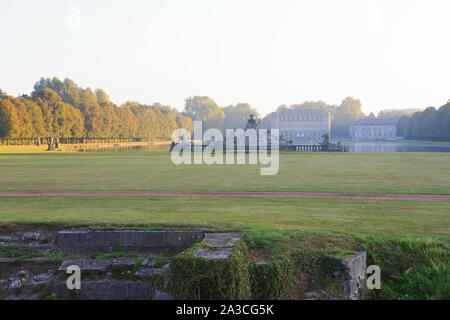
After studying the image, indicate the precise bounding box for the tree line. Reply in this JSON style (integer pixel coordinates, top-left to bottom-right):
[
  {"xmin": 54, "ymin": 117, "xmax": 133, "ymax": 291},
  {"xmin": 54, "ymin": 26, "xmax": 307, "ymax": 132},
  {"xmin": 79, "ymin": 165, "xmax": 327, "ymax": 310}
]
[
  {"xmin": 0, "ymin": 78, "xmax": 264, "ymax": 139},
  {"xmin": 1, "ymin": 78, "xmax": 367, "ymax": 139},
  {"xmin": 397, "ymin": 102, "xmax": 450, "ymax": 139},
  {"xmin": 3, "ymin": 77, "xmax": 446, "ymax": 140},
  {"xmin": 184, "ymin": 96, "xmax": 367, "ymax": 137},
  {"xmin": 0, "ymin": 78, "xmax": 194, "ymax": 139}
]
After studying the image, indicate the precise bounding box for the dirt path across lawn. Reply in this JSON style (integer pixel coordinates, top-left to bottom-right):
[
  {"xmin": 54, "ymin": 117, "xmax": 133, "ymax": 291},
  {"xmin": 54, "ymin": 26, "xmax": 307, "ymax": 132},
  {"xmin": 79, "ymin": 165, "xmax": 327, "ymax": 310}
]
[{"xmin": 0, "ymin": 191, "xmax": 448, "ymax": 201}]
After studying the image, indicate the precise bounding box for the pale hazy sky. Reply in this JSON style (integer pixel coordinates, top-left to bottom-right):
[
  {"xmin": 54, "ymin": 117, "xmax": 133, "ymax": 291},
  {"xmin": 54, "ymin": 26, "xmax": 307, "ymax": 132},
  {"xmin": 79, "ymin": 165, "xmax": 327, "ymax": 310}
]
[{"xmin": 1, "ymin": 0, "xmax": 449, "ymax": 116}]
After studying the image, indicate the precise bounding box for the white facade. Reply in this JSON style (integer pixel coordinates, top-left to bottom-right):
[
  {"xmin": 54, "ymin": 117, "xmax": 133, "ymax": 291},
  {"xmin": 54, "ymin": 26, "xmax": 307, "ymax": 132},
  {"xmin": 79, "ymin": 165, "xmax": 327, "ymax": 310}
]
[
  {"xmin": 271, "ymin": 109, "xmax": 331, "ymax": 144},
  {"xmin": 349, "ymin": 118, "xmax": 398, "ymax": 140}
]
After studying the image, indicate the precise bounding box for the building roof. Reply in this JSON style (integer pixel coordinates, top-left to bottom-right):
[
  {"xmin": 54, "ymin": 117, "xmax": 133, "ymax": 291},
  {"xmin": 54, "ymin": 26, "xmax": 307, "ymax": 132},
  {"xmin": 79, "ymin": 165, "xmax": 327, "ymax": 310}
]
[
  {"xmin": 351, "ymin": 117, "xmax": 399, "ymax": 126},
  {"xmin": 274, "ymin": 108, "xmax": 329, "ymax": 116}
]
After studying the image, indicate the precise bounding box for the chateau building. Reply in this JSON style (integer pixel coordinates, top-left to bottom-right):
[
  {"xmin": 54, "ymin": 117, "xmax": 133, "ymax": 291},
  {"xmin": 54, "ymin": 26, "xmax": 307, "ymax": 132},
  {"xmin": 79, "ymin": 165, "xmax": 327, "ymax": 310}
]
[
  {"xmin": 271, "ymin": 109, "xmax": 331, "ymax": 144},
  {"xmin": 349, "ymin": 118, "xmax": 398, "ymax": 140}
]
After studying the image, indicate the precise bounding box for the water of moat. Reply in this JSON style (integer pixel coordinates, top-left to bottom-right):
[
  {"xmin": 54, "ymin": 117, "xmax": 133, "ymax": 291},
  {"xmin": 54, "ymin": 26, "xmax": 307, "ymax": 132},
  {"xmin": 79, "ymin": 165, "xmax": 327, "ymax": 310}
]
[
  {"xmin": 87, "ymin": 141, "xmax": 450, "ymax": 153},
  {"xmin": 342, "ymin": 140, "xmax": 450, "ymax": 152}
]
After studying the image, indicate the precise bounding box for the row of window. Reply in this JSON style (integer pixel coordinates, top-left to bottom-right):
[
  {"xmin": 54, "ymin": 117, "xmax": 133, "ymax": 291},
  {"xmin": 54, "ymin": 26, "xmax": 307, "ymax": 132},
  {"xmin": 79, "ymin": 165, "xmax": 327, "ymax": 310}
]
[
  {"xmin": 351, "ymin": 126, "xmax": 396, "ymax": 137},
  {"xmin": 281, "ymin": 130, "xmax": 327, "ymax": 139},
  {"xmin": 278, "ymin": 115, "xmax": 327, "ymax": 122},
  {"xmin": 276, "ymin": 124, "xmax": 329, "ymax": 129}
]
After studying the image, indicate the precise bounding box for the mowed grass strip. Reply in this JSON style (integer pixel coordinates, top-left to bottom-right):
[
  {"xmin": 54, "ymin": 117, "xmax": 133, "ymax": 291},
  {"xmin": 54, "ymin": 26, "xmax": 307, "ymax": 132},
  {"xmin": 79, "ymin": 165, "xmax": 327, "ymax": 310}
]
[
  {"xmin": 0, "ymin": 152, "xmax": 449, "ymax": 194},
  {"xmin": 0, "ymin": 197, "xmax": 448, "ymax": 241}
]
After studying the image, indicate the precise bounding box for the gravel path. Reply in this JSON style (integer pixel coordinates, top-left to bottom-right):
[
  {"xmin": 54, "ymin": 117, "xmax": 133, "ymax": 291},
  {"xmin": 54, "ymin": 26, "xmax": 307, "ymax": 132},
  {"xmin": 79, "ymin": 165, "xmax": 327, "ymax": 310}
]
[{"xmin": 0, "ymin": 191, "xmax": 448, "ymax": 201}]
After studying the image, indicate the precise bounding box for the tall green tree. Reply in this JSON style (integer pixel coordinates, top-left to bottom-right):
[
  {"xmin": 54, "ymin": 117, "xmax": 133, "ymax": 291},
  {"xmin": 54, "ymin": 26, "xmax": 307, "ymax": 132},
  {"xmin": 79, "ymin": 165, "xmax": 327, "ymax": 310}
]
[
  {"xmin": 0, "ymin": 99, "xmax": 21, "ymax": 138},
  {"xmin": 184, "ymin": 96, "xmax": 225, "ymax": 131},
  {"xmin": 223, "ymin": 103, "xmax": 260, "ymax": 130},
  {"xmin": 332, "ymin": 97, "xmax": 365, "ymax": 137},
  {"xmin": 32, "ymin": 88, "xmax": 85, "ymax": 137},
  {"xmin": 397, "ymin": 102, "xmax": 450, "ymax": 139}
]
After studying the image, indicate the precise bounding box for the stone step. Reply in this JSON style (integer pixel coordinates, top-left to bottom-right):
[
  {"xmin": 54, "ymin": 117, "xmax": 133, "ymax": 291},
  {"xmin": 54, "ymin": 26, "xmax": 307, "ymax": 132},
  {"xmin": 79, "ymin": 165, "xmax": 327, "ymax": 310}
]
[
  {"xmin": 193, "ymin": 233, "xmax": 244, "ymax": 260},
  {"xmin": 58, "ymin": 257, "xmax": 137, "ymax": 274},
  {"xmin": 0, "ymin": 257, "xmax": 55, "ymax": 264},
  {"xmin": 51, "ymin": 280, "xmax": 153, "ymax": 300}
]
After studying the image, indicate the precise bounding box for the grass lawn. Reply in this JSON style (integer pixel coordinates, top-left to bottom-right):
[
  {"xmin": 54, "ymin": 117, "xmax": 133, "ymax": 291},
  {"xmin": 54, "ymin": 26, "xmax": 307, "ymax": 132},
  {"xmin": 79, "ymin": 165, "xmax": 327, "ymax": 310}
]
[
  {"xmin": 0, "ymin": 152, "xmax": 449, "ymax": 194},
  {"xmin": 0, "ymin": 197, "xmax": 448, "ymax": 242},
  {"xmin": 0, "ymin": 151, "xmax": 448, "ymax": 299}
]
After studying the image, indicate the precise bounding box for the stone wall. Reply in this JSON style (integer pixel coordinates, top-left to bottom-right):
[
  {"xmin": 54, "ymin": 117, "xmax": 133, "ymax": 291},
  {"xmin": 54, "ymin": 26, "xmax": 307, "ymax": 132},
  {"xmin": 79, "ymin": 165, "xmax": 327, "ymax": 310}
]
[
  {"xmin": 51, "ymin": 280, "xmax": 153, "ymax": 300},
  {"xmin": 339, "ymin": 251, "xmax": 367, "ymax": 300},
  {"xmin": 58, "ymin": 230, "xmax": 204, "ymax": 253}
]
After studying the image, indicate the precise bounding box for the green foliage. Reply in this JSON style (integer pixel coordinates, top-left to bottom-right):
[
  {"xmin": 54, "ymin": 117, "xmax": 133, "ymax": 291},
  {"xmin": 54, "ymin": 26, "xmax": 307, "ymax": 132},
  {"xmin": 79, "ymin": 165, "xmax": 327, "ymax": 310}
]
[
  {"xmin": 184, "ymin": 96, "xmax": 225, "ymax": 131},
  {"xmin": 361, "ymin": 237, "xmax": 449, "ymax": 299},
  {"xmin": 223, "ymin": 103, "xmax": 259, "ymax": 130},
  {"xmin": 171, "ymin": 240, "xmax": 297, "ymax": 300},
  {"xmin": 0, "ymin": 77, "xmax": 193, "ymax": 139},
  {"xmin": 0, "ymin": 245, "xmax": 43, "ymax": 261},
  {"xmin": 250, "ymin": 258, "xmax": 295, "ymax": 299},
  {"xmin": 33, "ymin": 89, "xmax": 86, "ymax": 137},
  {"xmin": 46, "ymin": 293, "xmax": 58, "ymax": 300},
  {"xmin": 170, "ymin": 240, "xmax": 251, "ymax": 299},
  {"xmin": 244, "ymin": 225, "xmax": 290, "ymax": 254},
  {"xmin": 90, "ymin": 251, "xmax": 138, "ymax": 260},
  {"xmin": 292, "ymin": 249, "xmax": 346, "ymax": 275},
  {"xmin": 378, "ymin": 108, "xmax": 420, "ymax": 119},
  {"xmin": 0, "ymin": 99, "xmax": 21, "ymax": 137},
  {"xmin": 332, "ymin": 97, "xmax": 365, "ymax": 137},
  {"xmin": 397, "ymin": 103, "xmax": 450, "ymax": 139}
]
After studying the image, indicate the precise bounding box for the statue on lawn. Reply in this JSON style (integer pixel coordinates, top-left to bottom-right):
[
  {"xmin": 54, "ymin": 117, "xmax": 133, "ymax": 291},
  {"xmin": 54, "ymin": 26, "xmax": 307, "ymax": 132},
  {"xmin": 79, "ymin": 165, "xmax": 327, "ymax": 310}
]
[
  {"xmin": 245, "ymin": 114, "xmax": 259, "ymax": 131},
  {"xmin": 321, "ymin": 134, "xmax": 330, "ymax": 151}
]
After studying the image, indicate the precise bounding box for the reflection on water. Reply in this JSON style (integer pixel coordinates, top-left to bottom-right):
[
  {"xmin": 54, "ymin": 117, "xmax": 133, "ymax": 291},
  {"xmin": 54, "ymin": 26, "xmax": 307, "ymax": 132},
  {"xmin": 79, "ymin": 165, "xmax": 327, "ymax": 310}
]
[
  {"xmin": 344, "ymin": 141, "xmax": 450, "ymax": 152},
  {"xmin": 83, "ymin": 141, "xmax": 450, "ymax": 153},
  {"xmin": 84, "ymin": 143, "xmax": 170, "ymax": 152}
]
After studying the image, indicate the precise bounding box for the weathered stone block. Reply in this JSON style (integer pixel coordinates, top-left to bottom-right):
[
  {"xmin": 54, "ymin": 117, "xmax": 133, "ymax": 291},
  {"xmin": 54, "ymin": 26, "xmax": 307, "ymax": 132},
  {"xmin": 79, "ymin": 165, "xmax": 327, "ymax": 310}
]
[
  {"xmin": 167, "ymin": 231, "xmax": 204, "ymax": 247},
  {"xmin": 57, "ymin": 230, "xmax": 205, "ymax": 253},
  {"xmin": 339, "ymin": 251, "xmax": 367, "ymax": 300},
  {"xmin": 152, "ymin": 263, "xmax": 170, "ymax": 275},
  {"xmin": 203, "ymin": 232, "xmax": 243, "ymax": 248},
  {"xmin": 152, "ymin": 290, "xmax": 174, "ymax": 300},
  {"xmin": 194, "ymin": 248, "xmax": 233, "ymax": 259},
  {"xmin": 52, "ymin": 280, "xmax": 152, "ymax": 300},
  {"xmin": 93, "ymin": 231, "xmax": 113, "ymax": 247},
  {"xmin": 128, "ymin": 282, "xmax": 152, "ymax": 300},
  {"xmin": 0, "ymin": 236, "xmax": 12, "ymax": 242},
  {"xmin": 341, "ymin": 251, "xmax": 366, "ymax": 280},
  {"xmin": 58, "ymin": 258, "xmax": 136, "ymax": 274},
  {"xmin": 136, "ymin": 231, "xmax": 166, "ymax": 247},
  {"xmin": 77, "ymin": 230, "xmax": 90, "ymax": 247},
  {"xmin": 134, "ymin": 267, "xmax": 153, "ymax": 279},
  {"xmin": 58, "ymin": 231, "xmax": 78, "ymax": 247},
  {"xmin": 113, "ymin": 231, "xmax": 136, "ymax": 247},
  {"xmin": 21, "ymin": 233, "xmax": 41, "ymax": 241},
  {"xmin": 92, "ymin": 281, "xmax": 129, "ymax": 300},
  {"xmin": 141, "ymin": 259, "xmax": 156, "ymax": 267}
]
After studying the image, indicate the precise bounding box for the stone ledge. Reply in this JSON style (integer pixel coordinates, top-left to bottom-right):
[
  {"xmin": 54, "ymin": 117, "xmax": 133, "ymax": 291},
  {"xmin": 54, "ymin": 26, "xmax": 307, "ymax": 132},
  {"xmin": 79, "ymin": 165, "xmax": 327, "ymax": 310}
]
[
  {"xmin": 58, "ymin": 257, "xmax": 137, "ymax": 273},
  {"xmin": 58, "ymin": 230, "xmax": 204, "ymax": 253},
  {"xmin": 51, "ymin": 280, "xmax": 153, "ymax": 300}
]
